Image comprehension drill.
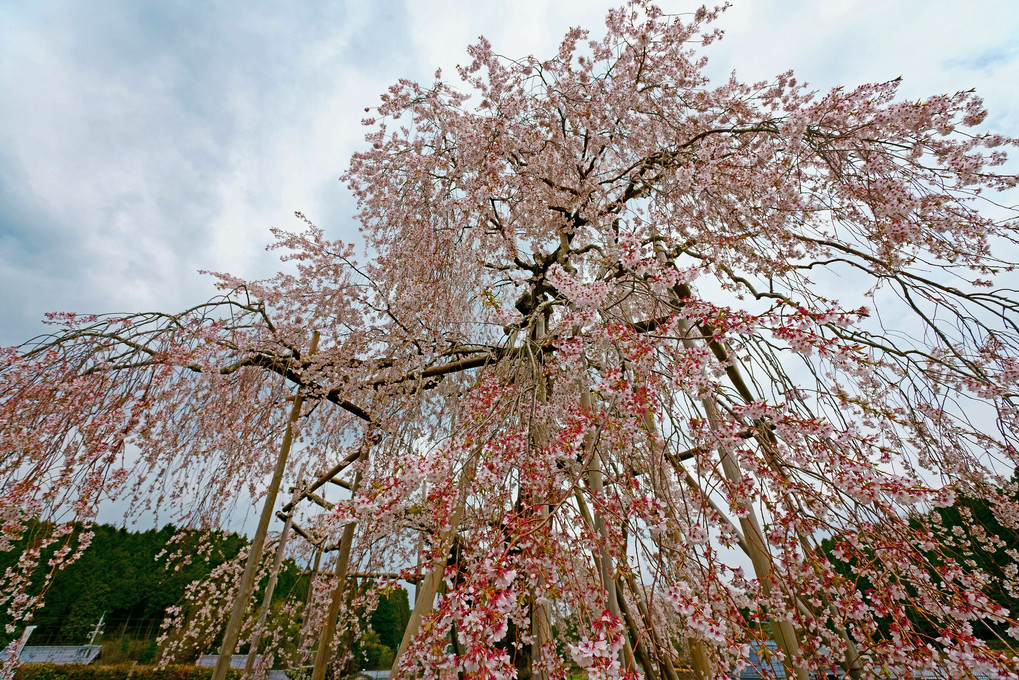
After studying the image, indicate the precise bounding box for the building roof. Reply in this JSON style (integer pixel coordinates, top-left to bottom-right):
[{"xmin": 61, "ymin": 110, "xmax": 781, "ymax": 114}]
[{"xmin": 17, "ymin": 646, "xmax": 101, "ymax": 665}]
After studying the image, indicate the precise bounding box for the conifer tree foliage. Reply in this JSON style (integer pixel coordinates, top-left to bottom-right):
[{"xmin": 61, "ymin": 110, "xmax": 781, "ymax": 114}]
[
  {"xmin": 0, "ymin": 523, "xmax": 247, "ymax": 649},
  {"xmin": 3, "ymin": 2, "xmax": 1019, "ymax": 678}
]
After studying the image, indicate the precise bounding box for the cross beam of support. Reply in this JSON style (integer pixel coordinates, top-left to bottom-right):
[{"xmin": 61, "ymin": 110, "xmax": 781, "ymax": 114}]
[{"xmin": 282, "ymin": 448, "xmax": 363, "ymax": 514}]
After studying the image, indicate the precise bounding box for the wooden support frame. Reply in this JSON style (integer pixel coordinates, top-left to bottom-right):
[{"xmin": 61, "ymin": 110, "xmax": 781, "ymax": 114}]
[{"xmin": 211, "ymin": 331, "xmax": 320, "ymax": 680}]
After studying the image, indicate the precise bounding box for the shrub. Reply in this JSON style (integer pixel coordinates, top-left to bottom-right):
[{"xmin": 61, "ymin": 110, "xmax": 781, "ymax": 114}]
[{"xmin": 14, "ymin": 664, "xmax": 241, "ymax": 680}]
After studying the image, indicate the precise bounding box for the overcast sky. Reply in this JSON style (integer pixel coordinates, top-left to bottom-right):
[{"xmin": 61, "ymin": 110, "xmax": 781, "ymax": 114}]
[{"xmin": 1, "ymin": 0, "xmax": 1018, "ymax": 347}]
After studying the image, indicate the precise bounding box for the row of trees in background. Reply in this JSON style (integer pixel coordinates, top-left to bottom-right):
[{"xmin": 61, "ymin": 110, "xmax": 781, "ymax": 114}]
[
  {"xmin": 0, "ymin": 524, "xmax": 246, "ymax": 649},
  {"xmin": 0, "ymin": 524, "xmax": 409, "ymax": 671},
  {"xmin": 821, "ymin": 479, "xmax": 1019, "ymax": 648}
]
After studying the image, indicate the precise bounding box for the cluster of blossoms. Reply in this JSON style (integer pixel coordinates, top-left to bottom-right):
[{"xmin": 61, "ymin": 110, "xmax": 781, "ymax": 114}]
[
  {"xmin": 570, "ymin": 611, "xmax": 631, "ymax": 680},
  {"xmin": 665, "ymin": 582, "xmax": 729, "ymax": 645},
  {"xmin": 158, "ymin": 547, "xmax": 250, "ymax": 664},
  {"xmin": 3, "ymin": 1, "xmax": 1019, "ymax": 679}
]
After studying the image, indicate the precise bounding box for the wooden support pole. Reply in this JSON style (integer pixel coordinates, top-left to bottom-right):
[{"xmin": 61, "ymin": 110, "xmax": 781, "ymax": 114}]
[
  {"xmin": 310, "ymin": 471, "xmax": 362, "ymax": 680},
  {"xmin": 212, "ymin": 331, "xmax": 319, "ymax": 680},
  {"xmin": 391, "ymin": 493, "xmax": 467, "ymax": 678},
  {"xmin": 663, "ymin": 447, "xmax": 865, "ymax": 679},
  {"xmin": 276, "ymin": 513, "xmax": 316, "ymax": 545},
  {"xmin": 662, "ymin": 304, "xmax": 807, "ymax": 680},
  {"xmin": 243, "ymin": 477, "xmax": 304, "ymax": 677},
  {"xmin": 578, "ymin": 381, "xmax": 633, "ymax": 673},
  {"xmin": 328, "ymin": 477, "xmax": 355, "ymax": 491},
  {"xmin": 623, "ymin": 574, "xmax": 681, "ymax": 680},
  {"xmin": 394, "ymin": 555, "xmax": 445, "ymax": 671},
  {"xmin": 616, "ymin": 583, "xmax": 660, "ymax": 680},
  {"xmin": 705, "ymin": 399, "xmax": 807, "ymax": 680},
  {"xmin": 281, "ymin": 448, "xmax": 363, "ymax": 514},
  {"xmin": 304, "ymin": 491, "xmax": 334, "ymax": 511},
  {"xmin": 529, "ymin": 314, "xmax": 553, "ymax": 680},
  {"xmin": 573, "ymin": 488, "xmax": 636, "ymax": 675},
  {"xmin": 295, "ymin": 547, "xmax": 323, "ymax": 666},
  {"xmin": 530, "ymin": 504, "xmax": 553, "ymax": 680}
]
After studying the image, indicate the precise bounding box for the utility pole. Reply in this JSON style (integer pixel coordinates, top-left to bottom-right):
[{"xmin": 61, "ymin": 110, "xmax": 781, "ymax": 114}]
[{"xmin": 87, "ymin": 612, "xmax": 105, "ymax": 647}]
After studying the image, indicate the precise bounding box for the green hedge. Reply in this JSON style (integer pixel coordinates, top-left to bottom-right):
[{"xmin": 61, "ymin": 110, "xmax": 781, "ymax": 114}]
[{"xmin": 14, "ymin": 664, "xmax": 241, "ymax": 680}]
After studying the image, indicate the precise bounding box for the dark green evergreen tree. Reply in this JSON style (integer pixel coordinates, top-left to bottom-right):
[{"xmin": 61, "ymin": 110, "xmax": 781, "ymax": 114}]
[
  {"xmin": 0, "ymin": 523, "xmax": 247, "ymax": 648},
  {"xmin": 370, "ymin": 586, "xmax": 410, "ymax": 652}
]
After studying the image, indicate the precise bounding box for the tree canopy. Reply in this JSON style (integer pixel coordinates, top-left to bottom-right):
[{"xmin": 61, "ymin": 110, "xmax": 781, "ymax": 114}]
[{"xmin": 3, "ymin": 2, "xmax": 1019, "ymax": 679}]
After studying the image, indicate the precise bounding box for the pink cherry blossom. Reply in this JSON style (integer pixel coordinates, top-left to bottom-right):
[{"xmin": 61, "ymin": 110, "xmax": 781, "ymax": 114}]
[{"xmin": 3, "ymin": 2, "xmax": 1019, "ymax": 679}]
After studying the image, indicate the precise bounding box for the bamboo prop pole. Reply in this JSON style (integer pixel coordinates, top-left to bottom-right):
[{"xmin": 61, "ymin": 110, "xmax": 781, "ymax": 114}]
[
  {"xmin": 390, "ymin": 451, "xmax": 482, "ymax": 680},
  {"xmin": 702, "ymin": 395, "xmax": 807, "ymax": 680},
  {"xmin": 414, "ymin": 481, "xmax": 426, "ymax": 606},
  {"xmin": 839, "ymin": 622, "xmax": 865, "ymax": 680},
  {"xmin": 577, "ymin": 380, "xmax": 635, "ymax": 672},
  {"xmin": 434, "ymin": 542, "xmax": 465, "ymax": 664},
  {"xmin": 281, "ymin": 448, "xmax": 363, "ymax": 514},
  {"xmin": 662, "ymin": 300, "xmax": 808, "ymax": 680},
  {"xmin": 393, "ymin": 555, "xmax": 445, "ymax": 671},
  {"xmin": 687, "ymin": 639, "xmax": 715, "ymax": 680},
  {"xmin": 622, "ymin": 574, "xmax": 681, "ymax": 680},
  {"xmin": 328, "ymin": 477, "xmax": 355, "ymax": 490},
  {"xmin": 662, "ymin": 395, "xmax": 806, "ymax": 680},
  {"xmin": 243, "ymin": 471, "xmax": 306, "ymax": 677},
  {"xmin": 530, "ymin": 501, "xmax": 554, "ymax": 680},
  {"xmin": 527, "ymin": 314, "xmax": 555, "ymax": 680},
  {"xmin": 275, "ymin": 514, "xmax": 317, "ymax": 545},
  {"xmin": 664, "ymin": 441, "xmax": 866, "ymax": 679},
  {"xmin": 212, "ymin": 331, "xmax": 320, "ymax": 680},
  {"xmin": 631, "ymin": 376, "xmax": 711, "ymax": 680},
  {"xmin": 615, "ymin": 585, "xmax": 660, "ymax": 680},
  {"xmin": 580, "ymin": 383, "xmax": 617, "ymax": 607},
  {"xmin": 348, "ymin": 571, "xmax": 421, "ymax": 582},
  {"xmin": 644, "ymin": 529, "xmax": 713, "ymax": 680},
  {"xmin": 572, "ymin": 488, "xmax": 637, "ymax": 674},
  {"xmin": 303, "ymin": 491, "xmax": 334, "ymax": 511},
  {"xmin": 295, "ymin": 547, "xmax": 323, "ymax": 666},
  {"xmin": 299, "ymin": 570, "xmax": 420, "ymax": 582},
  {"xmin": 310, "ymin": 470, "xmax": 362, "ymax": 680},
  {"xmin": 391, "ymin": 496, "xmax": 467, "ymax": 679}
]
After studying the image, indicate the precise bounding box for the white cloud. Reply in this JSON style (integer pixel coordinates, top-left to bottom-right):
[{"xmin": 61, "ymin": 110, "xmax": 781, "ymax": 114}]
[{"xmin": 0, "ymin": 0, "xmax": 1016, "ymax": 345}]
